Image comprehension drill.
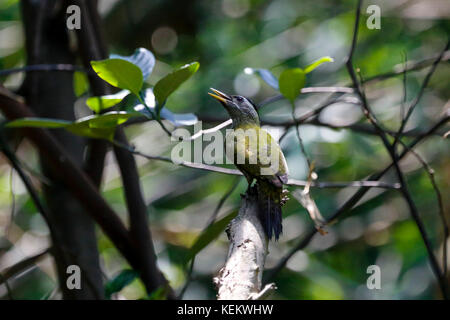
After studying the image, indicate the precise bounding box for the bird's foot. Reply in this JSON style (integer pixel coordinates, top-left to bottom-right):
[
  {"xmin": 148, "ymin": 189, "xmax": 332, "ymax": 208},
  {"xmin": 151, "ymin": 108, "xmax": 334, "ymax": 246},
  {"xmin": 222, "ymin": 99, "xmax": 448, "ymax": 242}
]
[{"xmin": 280, "ymin": 189, "xmax": 290, "ymax": 206}]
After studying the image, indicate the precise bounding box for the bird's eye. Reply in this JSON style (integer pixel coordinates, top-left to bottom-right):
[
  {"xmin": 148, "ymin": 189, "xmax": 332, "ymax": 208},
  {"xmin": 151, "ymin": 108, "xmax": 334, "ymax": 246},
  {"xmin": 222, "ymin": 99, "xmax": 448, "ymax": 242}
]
[{"xmin": 236, "ymin": 96, "xmax": 244, "ymax": 102}]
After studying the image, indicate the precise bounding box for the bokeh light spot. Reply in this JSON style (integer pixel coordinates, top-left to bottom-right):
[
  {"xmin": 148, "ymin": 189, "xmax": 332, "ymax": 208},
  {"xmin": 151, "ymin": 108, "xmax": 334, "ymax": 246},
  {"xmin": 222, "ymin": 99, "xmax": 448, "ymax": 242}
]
[
  {"xmin": 151, "ymin": 26, "xmax": 178, "ymax": 55},
  {"xmin": 221, "ymin": 0, "xmax": 250, "ymax": 18},
  {"xmin": 233, "ymin": 72, "xmax": 260, "ymax": 97}
]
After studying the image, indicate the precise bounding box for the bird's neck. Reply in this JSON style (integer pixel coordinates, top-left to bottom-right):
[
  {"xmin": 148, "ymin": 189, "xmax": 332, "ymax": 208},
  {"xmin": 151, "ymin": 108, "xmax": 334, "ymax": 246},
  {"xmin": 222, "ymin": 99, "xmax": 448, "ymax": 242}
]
[{"xmin": 231, "ymin": 117, "xmax": 260, "ymax": 129}]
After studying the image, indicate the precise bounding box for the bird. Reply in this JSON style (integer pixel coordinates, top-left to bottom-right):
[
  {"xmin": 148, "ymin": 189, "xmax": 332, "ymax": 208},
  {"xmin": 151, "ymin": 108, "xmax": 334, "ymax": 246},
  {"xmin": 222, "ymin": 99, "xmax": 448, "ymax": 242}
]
[{"xmin": 208, "ymin": 88, "xmax": 289, "ymax": 240}]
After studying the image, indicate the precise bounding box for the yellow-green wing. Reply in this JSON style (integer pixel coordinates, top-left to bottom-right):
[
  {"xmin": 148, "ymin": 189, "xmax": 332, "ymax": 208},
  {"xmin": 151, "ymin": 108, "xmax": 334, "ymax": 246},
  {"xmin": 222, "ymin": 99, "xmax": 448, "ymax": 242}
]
[{"xmin": 226, "ymin": 126, "xmax": 288, "ymax": 186}]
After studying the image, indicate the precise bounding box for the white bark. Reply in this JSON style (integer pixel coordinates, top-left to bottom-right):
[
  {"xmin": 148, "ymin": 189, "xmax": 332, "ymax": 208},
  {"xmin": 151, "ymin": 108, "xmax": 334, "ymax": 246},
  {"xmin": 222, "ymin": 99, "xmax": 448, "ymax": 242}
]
[{"xmin": 214, "ymin": 191, "xmax": 276, "ymax": 300}]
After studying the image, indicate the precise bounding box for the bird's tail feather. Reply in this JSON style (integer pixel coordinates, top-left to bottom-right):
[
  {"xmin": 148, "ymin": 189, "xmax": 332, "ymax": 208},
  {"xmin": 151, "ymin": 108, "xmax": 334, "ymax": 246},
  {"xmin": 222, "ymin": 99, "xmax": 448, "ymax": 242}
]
[{"xmin": 256, "ymin": 183, "xmax": 283, "ymax": 240}]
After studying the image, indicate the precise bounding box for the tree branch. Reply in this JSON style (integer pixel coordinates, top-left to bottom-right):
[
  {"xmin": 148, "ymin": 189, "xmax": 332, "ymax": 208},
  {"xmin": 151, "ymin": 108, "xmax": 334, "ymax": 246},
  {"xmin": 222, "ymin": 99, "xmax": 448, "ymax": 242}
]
[
  {"xmin": 398, "ymin": 140, "xmax": 448, "ymax": 277},
  {"xmin": 393, "ymin": 40, "xmax": 449, "ymax": 149},
  {"xmin": 0, "ymin": 88, "xmax": 142, "ymax": 277},
  {"xmin": 19, "ymin": 0, "xmax": 104, "ymax": 298},
  {"xmin": 0, "ymin": 64, "xmax": 86, "ymax": 77},
  {"xmin": 345, "ymin": 0, "xmax": 447, "ymax": 299},
  {"xmin": 73, "ymin": 0, "xmax": 112, "ymax": 188},
  {"xmin": 113, "ymin": 130, "xmax": 174, "ymax": 298},
  {"xmin": 71, "ymin": 1, "xmax": 174, "ymax": 298},
  {"xmin": 265, "ymin": 112, "xmax": 449, "ymax": 284},
  {"xmin": 0, "ymin": 248, "xmax": 51, "ymax": 286},
  {"xmin": 214, "ymin": 189, "xmax": 273, "ymax": 300},
  {"xmin": 112, "ymin": 140, "xmax": 400, "ymax": 189}
]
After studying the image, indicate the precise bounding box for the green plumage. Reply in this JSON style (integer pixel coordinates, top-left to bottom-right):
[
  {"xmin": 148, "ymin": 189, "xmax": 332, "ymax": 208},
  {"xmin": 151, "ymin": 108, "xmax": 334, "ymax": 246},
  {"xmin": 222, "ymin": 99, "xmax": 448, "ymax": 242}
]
[
  {"xmin": 226, "ymin": 123, "xmax": 289, "ymax": 240},
  {"xmin": 208, "ymin": 88, "xmax": 288, "ymax": 240}
]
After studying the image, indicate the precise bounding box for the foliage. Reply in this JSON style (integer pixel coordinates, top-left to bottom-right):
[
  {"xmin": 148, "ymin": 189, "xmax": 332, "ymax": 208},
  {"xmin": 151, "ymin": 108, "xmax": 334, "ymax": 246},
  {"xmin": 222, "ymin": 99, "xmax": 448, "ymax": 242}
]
[
  {"xmin": 0, "ymin": 0, "xmax": 448, "ymax": 301},
  {"xmin": 7, "ymin": 48, "xmax": 200, "ymax": 138},
  {"xmin": 104, "ymin": 269, "xmax": 139, "ymax": 299},
  {"xmin": 153, "ymin": 62, "xmax": 200, "ymax": 112},
  {"xmin": 6, "ymin": 112, "xmax": 135, "ymax": 141},
  {"xmin": 91, "ymin": 58, "xmax": 144, "ymax": 96}
]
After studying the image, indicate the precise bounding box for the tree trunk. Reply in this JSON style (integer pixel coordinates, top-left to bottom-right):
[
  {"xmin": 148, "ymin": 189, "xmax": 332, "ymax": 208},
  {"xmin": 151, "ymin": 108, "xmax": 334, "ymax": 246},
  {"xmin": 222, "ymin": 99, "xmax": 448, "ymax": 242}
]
[{"xmin": 20, "ymin": 0, "xmax": 103, "ymax": 299}]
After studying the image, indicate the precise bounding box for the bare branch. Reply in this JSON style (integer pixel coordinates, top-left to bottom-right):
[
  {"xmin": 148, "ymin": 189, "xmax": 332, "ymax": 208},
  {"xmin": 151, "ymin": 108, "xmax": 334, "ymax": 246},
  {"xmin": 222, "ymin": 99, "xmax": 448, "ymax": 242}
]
[
  {"xmin": 113, "ymin": 140, "xmax": 401, "ymax": 190},
  {"xmin": 0, "ymin": 273, "xmax": 13, "ymax": 300},
  {"xmin": 113, "ymin": 130, "xmax": 174, "ymax": 298},
  {"xmin": 398, "ymin": 140, "xmax": 448, "ymax": 277},
  {"xmin": 214, "ymin": 189, "xmax": 270, "ymax": 300},
  {"xmin": 0, "ymin": 64, "xmax": 86, "ymax": 77},
  {"xmin": 265, "ymin": 0, "xmax": 450, "ymax": 289},
  {"xmin": 74, "ymin": 0, "xmax": 113, "ymax": 188},
  {"xmin": 0, "ymin": 88, "xmax": 143, "ymax": 280},
  {"xmin": 363, "ymin": 50, "xmax": 450, "ymax": 84},
  {"xmin": 393, "ymin": 40, "xmax": 450, "ymax": 148},
  {"xmin": 0, "ymin": 128, "xmax": 53, "ymax": 228},
  {"xmin": 259, "ymin": 87, "xmax": 355, "ymax": 107},
  {"xmin": 346, "ymin": 0, "xmax": 446, "ymax": 298},
  {"xmin": 0, "ymin": 248, "xmax": 51, "ymax": 286},
  {"xmin": 266, "ymin": 104, "xmax": 449, "ymax": 288}
]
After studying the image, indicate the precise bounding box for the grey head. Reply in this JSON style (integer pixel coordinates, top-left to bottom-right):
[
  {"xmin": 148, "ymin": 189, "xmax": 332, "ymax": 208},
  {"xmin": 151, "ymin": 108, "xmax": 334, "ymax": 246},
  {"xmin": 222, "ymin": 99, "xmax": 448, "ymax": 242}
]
[{"xmin": 208, "ymin": 88, "xmax": 260, "ymax": 127}]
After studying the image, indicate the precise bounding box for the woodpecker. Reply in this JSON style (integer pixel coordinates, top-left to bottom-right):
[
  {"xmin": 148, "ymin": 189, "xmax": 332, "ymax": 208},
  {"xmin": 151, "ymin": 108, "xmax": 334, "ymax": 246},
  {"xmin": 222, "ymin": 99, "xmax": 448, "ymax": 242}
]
[{"xmin": 208, "ymin": 88, "xmax": 289, "ymax": 240}]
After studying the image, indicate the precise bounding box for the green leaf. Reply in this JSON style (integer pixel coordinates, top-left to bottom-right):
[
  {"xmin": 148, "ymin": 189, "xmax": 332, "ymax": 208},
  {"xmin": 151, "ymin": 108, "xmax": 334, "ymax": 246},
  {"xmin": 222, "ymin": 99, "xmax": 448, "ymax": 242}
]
[
  {"xmin": 91, "ymin": 59, "xmax": 143, "ymax": 96},
  {"xmin": 105, "ymin": 269, "xmax": 139, "ymax": 299},
  {"xmin": 110, "ymin": 48, "xmax": 155, "ymax": 81},
  {"xmin": 6, "ymin": 112, "xmax": 136, "ymax": 141},
  {"xmin": 66, "ymin": 122, "xmax": 113, "ymax": 141},
  {"xmin": 83, "ymin": 111, "xmax": 135, "ymax": 129},
  {"xmin": 6, "ymin": 118, "xmax": 71, "ymax": 128},
  {"xmin": 304, "ymin": 56, "xmax": 334, "ymax": 74},
  {"xmin": 73, "ymin": 71, "xmax": 89, "ymax": 97},
  {"xmin": 67, "ymin": 111, "xmax": 135, "ymax": 141},
  {"xmin": 153, "ymin": 62, "xmax": 200, "ymax": 109},
  {"xmin": 86, "ymin": 90, "xmax": 130, "ymax": 113},
  {"xmin": 186, "ymin": 209, "xmax": 238, "ymax": 262},
  {"xmin": 278, "ymin": 68, "xmax": 305, "ymax": 102},
  {"xmin": 147, "ymin": 287, "xmax": 166, "ymax": 300}
]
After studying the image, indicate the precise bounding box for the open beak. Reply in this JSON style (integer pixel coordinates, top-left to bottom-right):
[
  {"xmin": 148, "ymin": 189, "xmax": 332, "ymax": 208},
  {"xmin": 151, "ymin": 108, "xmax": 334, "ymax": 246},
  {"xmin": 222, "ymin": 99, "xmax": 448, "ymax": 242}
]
[{"xmin": 208, "ymin": 88, "xmax": 231, "ymax": 104}]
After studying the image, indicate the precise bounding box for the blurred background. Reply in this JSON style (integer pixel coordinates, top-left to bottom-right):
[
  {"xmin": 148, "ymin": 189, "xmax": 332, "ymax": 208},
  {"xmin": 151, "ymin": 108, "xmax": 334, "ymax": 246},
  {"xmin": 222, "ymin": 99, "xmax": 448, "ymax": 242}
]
[{"xmin": 0, "ymin": 0, "xmax": 449, "ymax": 299}]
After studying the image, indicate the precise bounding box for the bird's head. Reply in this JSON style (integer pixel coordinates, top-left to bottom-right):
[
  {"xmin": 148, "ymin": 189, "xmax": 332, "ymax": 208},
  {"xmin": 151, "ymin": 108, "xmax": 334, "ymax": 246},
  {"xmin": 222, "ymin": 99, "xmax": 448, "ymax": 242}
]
[{"xmin": 208, "ymin": 88, "xmax": 260, "ymax": 127}]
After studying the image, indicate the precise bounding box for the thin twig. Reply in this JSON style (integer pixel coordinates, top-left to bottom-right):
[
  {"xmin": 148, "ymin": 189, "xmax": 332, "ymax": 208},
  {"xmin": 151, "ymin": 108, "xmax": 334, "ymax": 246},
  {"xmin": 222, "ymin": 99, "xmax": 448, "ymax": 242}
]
[
  {"xmin": 265, "ymin": 2, "xmax": 450, "ymax": 295},
  {"xmin": 6, "ymin": 167, "xmax": 15, "ymax": 238},
  {"xmin": 0, "ymin": 128, "xmax": 52, "ymax": 224},
  {"xmin": 259, "ymin": 87, "xmax": 354, "ymax": 107},
  {"xmin": 400, "ymin": 52, "xmax": 408, "ymax": 125},
  {"xmin": 393, "ymin": 40, "xmax": 450, "ymax": 149},
  {"xmin": 292, "ymin": 108, "xmax": 311, "ymax": 168},
  {"xmin": 0, "ymin": 248, "xmax": 51, "ymax": 286},
  {"xmin": 0, "ymin": 64, "xmax": 86, "ymax": 77},
  {"xmin": 363, "ymin": 50, "xmax": 450, "ymax": 84},
  {"xmin": 346, "ymin": 0, "xmax": 447, "ymax": 299},
  {"xmin": 74, "ymin": 0, "xmax": 112, "ymax": 189},
  {"xmin": 113, "ymin": 130, "xmax": 174, "ymax": 298},
  {"xmin": 398, "ymin": 140, "xmax": 448, "ymax": 277},
  {"xmin": 206, "ymin": 177, "xmax": 242, "ymax": 227},
  {"xmin": 178, "ymin": 177, "xmax": 241, "ymax": 299},
  {"xmin": 288, "ymin": 179, "xmax": 400, "ymax": 189},
  {"xmin": 112, "ymin": 140, "xmax": 400, "ymax": 189},
  {"xmin": 0, "ymin": 89, "xmax": 144, "ymax": 280},
  {"xmin": 0, "ymin": 273, "xmax": 14, "ymax": 300},
  {"xmin": 259, "ymin": 50, "xmax": 450, "ymax": 108},
  {"xmin": 0, "ymin": 130, "xmax": 103, "ymax": 299},
  {"xmin": 265, "ymin": 114, "xmax": 449, "ymax": 282},
  {"xmin": 196, "ymin": 114, "xmax": 446, "ymax": 138}
]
